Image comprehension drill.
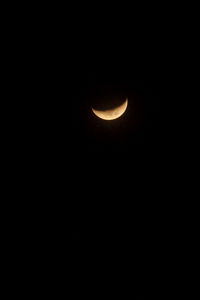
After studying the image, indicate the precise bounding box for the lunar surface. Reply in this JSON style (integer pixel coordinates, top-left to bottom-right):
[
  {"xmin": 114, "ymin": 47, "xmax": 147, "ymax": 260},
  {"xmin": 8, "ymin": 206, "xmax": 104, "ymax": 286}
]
[{"xmin": 92, "ymin": 99, "xmax": 128, "ymax": 120}]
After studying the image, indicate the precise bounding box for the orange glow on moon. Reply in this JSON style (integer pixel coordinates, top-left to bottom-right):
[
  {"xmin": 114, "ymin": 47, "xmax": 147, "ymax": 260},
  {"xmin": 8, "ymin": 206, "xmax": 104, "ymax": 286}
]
[{"xmin": 92, "ymin": 99, "xmax": 128, "ymax": 120}]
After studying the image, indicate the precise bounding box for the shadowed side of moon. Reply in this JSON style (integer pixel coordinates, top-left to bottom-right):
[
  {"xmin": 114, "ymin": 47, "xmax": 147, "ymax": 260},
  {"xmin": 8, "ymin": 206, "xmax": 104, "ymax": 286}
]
[{"xmin": 92, "ymin": 99, "xmax": 128, "ymax": 120}]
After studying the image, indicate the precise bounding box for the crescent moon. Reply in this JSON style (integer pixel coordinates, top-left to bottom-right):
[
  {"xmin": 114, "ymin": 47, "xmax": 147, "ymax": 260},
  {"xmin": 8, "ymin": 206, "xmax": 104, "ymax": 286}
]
[{"xmin": 92, "ymin": 99, "xmax": 128, "ymax": 120}]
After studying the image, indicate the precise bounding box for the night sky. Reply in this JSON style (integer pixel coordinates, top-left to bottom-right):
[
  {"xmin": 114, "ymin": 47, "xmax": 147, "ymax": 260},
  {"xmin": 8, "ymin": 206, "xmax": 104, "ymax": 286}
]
[
  {"xmin": 9, "ymin": 2, "xmax": 184, "ymax": 297},
  {"xmin": 68, "ymin": 61, "xmax": 165, "ymax": 229},
  {"xmin": 67, "ymin": 63, "xmax": 170, "ymax": 297},
  {"xmin": 26, "ymin": 7, "xmax": 176, "ymax": 296}
]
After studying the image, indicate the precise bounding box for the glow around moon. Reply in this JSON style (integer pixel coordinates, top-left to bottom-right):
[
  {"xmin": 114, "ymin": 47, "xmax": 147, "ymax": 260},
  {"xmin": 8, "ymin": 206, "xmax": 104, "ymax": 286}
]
[{"xmin": 92, "ymin": 99, "xmax": 128, "ymax": 120}]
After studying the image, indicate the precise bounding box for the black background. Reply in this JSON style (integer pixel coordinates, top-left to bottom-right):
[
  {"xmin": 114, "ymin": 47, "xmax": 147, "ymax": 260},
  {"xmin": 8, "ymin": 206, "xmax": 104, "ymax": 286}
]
[
  {"xmin": 64, "ymin": 22, "xmax": 174, "ymax": 297},
  {"xmin": 66, "ymin": 65, "xmax": 176, "ymax": 297},
  {"xmin": 13, "ymin": 4, "xmax": 179, "ymax": 297}
]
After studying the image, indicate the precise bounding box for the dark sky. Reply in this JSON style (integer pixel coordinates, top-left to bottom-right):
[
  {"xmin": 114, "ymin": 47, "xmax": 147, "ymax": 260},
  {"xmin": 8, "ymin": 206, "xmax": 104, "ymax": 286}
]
[
  {"xmin": 11, "ymin": 3, "xmax": 183, "ymax": 297},
  {"xmin": 27, "ymin": 7, "xmax": 176, "ymax": 296},
  {"xmin": 68, "ymin": 60, "xmax": 166, "ymax": 217},
  {"xmin": 67, "ymin": 64, "xmax": 173, "ymax": 297},
  {"xmin": 67, "ymin": 63, "xmax": 171, "ymax": 297}
]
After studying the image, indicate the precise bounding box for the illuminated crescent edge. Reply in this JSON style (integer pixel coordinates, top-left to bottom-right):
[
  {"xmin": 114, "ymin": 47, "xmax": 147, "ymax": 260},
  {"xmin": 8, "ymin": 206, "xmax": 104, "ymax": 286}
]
[{"xmin": 92, "ymin": 98, "xmax": 128, "ymax": 120}]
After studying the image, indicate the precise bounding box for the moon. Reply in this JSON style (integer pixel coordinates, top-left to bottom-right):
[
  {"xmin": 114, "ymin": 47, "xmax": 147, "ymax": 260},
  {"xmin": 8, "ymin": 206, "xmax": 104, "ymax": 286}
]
[{"xmin": 92, "ymin": 99, "xmax": 128, "ymax": 120}]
